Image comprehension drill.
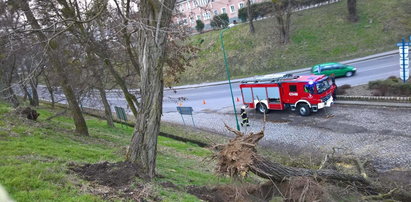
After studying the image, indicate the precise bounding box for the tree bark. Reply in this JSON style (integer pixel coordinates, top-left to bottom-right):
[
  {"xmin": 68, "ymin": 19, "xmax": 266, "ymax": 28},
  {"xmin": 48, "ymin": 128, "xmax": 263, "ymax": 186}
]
[
  {"xmin": 29, "ymin": 79, "xmax": 39, "ymax": 107},
  {"xmin": 274, "ymin": 0, "xmax": 292, "ymax": 44},
  {"xmin": 0, "ymin": 57, "xmax": 19, "ymax": 108},
  {"xmin": 19, "ymin": 0, "xmax": 89, "ymax": 136},
  {"xmin": 128, "ymin": 0, "xmax": 176, "ymax": 180},
  {"xmin": 43, "ymin": 74, "xmax": 55, "ymax": 108},
  {"xmin": 96, "ymin": 83, "xmax": 115, "ymax": 128},
  {"xmin": 251, "ymin": 156, "xmax": 369, "ymax": 185},
  {"xmin": 247, "ymin": 0, "xmax": 255, "ymax": 34},
  {"xmin": 347, "ymin": 0, "xmax": 358, "ymax": 22}
]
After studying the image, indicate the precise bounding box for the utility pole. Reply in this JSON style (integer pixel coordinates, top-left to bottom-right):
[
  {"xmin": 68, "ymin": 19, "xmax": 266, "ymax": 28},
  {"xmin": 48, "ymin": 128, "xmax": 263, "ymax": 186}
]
[{"xmin": 220, "ymin": 28, "xmax": 241, "ymax": 131}]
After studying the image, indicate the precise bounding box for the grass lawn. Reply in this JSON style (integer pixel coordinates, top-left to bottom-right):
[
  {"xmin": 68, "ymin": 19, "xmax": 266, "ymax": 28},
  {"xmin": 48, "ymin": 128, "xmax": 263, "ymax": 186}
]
[
  {"xmin": 179, "ymin": 0, "xmax": 411, "ymax": 84},
  {"xmin": 0, "ymin": 102, "xmax": 233, "ymax": 201}
]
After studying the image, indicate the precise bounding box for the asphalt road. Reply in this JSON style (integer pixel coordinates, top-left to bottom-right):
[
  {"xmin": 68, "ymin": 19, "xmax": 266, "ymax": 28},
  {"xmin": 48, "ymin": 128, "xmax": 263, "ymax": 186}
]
[
  {"xmin": 160, "ymin": 53, "xmax": 401, "ymax": 113},
  {"xmin": 31, "ymin": 51, "xmax": 401, "ymax": 114}
]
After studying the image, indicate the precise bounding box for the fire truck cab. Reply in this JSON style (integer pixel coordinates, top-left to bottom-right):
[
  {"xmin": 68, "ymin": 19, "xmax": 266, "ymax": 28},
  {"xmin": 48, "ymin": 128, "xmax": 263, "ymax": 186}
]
[{"xmin": 239, "ymin": 74, "xmax": 335, "ymax": 116}]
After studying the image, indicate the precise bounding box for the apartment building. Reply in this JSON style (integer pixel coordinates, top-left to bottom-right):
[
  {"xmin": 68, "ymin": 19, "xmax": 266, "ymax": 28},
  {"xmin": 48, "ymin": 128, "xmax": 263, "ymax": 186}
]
[{"xmin": 174, "ymin": 0, "xmax": 263, "ymax": 30}]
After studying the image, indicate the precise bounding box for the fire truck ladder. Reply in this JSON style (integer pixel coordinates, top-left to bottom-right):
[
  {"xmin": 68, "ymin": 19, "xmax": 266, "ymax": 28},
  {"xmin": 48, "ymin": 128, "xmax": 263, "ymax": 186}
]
[{"xmin": 241, "ymin": 74, "xmax": 297, "ymax": 84}]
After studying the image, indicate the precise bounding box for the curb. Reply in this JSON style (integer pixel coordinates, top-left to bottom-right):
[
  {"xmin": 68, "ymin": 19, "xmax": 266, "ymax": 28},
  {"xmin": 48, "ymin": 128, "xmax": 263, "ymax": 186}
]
[
  {"xmin": 334, "ymin": 100, "xmax": 411, "ymax": 108},
  {"xmin": 337, "ymin": 95, "xmax": 411, "ymax": 102}
]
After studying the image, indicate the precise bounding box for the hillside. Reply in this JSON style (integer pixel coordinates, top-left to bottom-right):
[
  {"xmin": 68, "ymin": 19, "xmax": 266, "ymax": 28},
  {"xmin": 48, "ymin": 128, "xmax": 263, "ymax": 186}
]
[{"xmin": 179, "ymin": 0, "xmax": 411, "ymax": 84}]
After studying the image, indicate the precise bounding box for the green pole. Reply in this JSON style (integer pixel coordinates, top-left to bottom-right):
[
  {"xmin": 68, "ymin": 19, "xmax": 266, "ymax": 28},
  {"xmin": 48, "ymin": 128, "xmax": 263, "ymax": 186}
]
[{"xmin": 220, "ymin": 28, "xmax": 241, "ymax": 131}]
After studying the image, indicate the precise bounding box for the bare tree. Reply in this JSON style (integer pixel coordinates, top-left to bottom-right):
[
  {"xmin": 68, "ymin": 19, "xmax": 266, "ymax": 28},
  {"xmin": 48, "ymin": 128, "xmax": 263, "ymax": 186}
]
[
  {"xmin": 347, "ymin": 0, "xmax": 358, "ymax": 22},
  {"xmin": 17, "ymin": 0, "xmax": 89, "ymax": 136},
  {"xmin": 127, "ymin": 0, "xmax": 177, "ymax": 179},
  {"xmin": 272, "ymin": 0, "xmax": 330, "ymax": 44},
  {"xmin": 247, "ymin": 0, "xmax": 255, "ymax": 34}
]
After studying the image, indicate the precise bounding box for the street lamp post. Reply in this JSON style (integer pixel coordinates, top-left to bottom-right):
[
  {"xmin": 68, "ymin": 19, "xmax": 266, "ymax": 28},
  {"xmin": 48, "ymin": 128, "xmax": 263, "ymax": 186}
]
[{"xmin": 220, "ymin": 28, "xmax": 241, "ymax": 131}]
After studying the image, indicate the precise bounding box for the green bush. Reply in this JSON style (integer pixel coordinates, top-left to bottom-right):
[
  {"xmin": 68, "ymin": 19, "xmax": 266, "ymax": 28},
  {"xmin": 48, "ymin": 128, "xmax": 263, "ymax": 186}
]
[
  {"xmin": 368, "ymin": 77, "xmax": 411, "ymax": 96},
  {"xmin": 238, "ymin": 2, "xmax": 275, "ymax": 22},
  {"xmin": 210, "ymin": 13, "xmax": 229, "ymax": 29},
  {"xmin": 195, "ymin": 20, "xmax": 205, "ymax": 33}
]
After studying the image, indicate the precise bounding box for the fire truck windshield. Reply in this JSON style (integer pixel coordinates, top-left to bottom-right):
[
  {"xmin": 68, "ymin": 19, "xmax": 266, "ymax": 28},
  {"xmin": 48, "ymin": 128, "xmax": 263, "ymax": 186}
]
[{"xmin": 315, "ymin": 79, "xmax": 331, "ymax": 94}]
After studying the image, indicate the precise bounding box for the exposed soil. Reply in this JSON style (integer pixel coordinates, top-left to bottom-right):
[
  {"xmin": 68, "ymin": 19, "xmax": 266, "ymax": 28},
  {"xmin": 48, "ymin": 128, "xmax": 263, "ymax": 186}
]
[
  {"xmin": 187, "ymin": 178, "xmax": 325, "ymax": 202},
  {"xmin": 69, "ymin": 161, "xmax": 140, "ymax": 187},
  {"xmin": 68, "ymin": 161, "xmax": 162, "ymax": 201},
  {"xmin": 187, "ymin": 183, "xmax": 275, "ymax": 202}
]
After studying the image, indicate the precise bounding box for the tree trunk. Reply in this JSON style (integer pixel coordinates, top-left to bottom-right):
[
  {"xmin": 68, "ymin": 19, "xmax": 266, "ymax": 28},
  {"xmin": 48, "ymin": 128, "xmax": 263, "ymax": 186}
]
[
  {"xmin": 274, "ymin": 1, "xmax": 292, "ymax": 44},
  {"xmin": 347, "ymin": 0, "xmax": 358, "ymax": 22},
  {"xmin": 251, "ymin": 156, "xmax": 369, "ymax": 185},
  {"xmin": 19, "ymin": 0, "xmax": 89, "ymax": 136},
  {"xmin": 215, "ymin": 124, "xmax": 370, "ymax": 187},
  {"xmin": 43, "ymin": 74, "xmax": 55, "ymax": 108},
  {"xmin": 97, "ymin": 85, "xmax": 115, "ymax": 128},
  {"xmin": 247, "ymin": 0, "xmax": 255, "ymax": 34},
  {"xmin": 102, "ymin": 58, "xmax": 139, "ymax": 118},
  {"xmin": 128, "ymin": 0, "xmax": 176, "ymax": 180},
  {"xmin": 29, "ymin": 80, "xmax": 39, "ymax": 107}
]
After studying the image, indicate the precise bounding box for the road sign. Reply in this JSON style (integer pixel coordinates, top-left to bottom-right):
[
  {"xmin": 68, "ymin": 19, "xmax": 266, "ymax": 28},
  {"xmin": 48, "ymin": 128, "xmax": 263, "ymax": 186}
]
[
  {"xmin": 114, "ymin": 106, "xmax": 127, "ymax": 123},
  {"xmin": 396, "ymin": 42, "xmax": 411, "ymax": 46},
  {"xmin": 398, "ymin": 38, "xmax": 410, "ymax": 82},
  {"xmin": 400, "ymin": 69, "xmax": 409, "ymax": 79},
  {"xmin": 400, "ymin": 59, "xmax": 409, "ymax": 66},
  {"xmin": 176, "ymin": 106, "xmax": 195, "ymax": 127},
  {"xmin": 399, "ymin": 46, "xmax": 409, "ymax": 56}
]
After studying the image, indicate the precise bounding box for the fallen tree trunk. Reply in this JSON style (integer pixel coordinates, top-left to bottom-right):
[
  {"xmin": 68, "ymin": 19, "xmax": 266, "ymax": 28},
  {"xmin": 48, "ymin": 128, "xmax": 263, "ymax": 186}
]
[
  {"xmin": 214, "ymin": 124, "xmax": 411, "ymax": 201},
  {"xmin": 251, "ymin": 156, "xmax": 369, "ymax": 185},
  {"xmin": 215, "ymin": 124, "xmax": 369, "ymax": 185}
]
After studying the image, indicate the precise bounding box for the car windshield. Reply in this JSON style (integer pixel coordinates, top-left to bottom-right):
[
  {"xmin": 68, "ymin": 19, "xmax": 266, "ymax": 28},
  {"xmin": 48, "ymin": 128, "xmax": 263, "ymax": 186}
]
[{"xmin": 316, "ymin": 79, "xmax": 330, "ymax": 94}]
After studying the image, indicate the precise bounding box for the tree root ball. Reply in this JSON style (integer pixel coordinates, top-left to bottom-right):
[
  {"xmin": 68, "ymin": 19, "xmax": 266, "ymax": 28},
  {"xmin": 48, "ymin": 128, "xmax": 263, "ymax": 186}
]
[{"xmin": 16, "ymin": 107, "xmax": 40, "ymax": 121}]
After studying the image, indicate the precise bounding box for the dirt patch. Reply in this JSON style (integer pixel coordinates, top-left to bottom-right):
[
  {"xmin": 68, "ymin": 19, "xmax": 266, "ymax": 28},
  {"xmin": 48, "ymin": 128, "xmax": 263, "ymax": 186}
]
[
  {"xmin": 187, "ymin": 178, "xmax": 325, "ymax": 202},
  {"xmin": 69, "ymin": 161, "xmax": 163, "ymax": 201},
  {"xmin": 69, "ymin": 161, "xmax": 140, "ymax": 187},
  {"xmin": 187, "ymin": 182, "xmax": 275, "ymax": 202}
]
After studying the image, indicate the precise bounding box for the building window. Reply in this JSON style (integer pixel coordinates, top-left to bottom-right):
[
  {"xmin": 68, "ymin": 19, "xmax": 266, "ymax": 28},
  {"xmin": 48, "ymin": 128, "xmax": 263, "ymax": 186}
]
[
  {"xmin": 183, "ymin": 18, "xmax": 188, "ymax": 25},
  {"xmin": 230, "ymin": 5, "xmax": 235, "ymax": 13},
  {"xmin": 197, "ymin": 15, "xmax": 201, "ymax": 20},
  {"xmin": 206, "ymin": 12, "xmax": 211, "ymax": 19},
  {"xmin": 221, "ymin": 7, "xmax": 226, "ymax": 14},
  {"xmin": 213, "ymin": 10, "xmax": 218, "ymax": 15},
  {"xmin": 239, "ymin": 2, "xmax": 244, "ymax": 9}
]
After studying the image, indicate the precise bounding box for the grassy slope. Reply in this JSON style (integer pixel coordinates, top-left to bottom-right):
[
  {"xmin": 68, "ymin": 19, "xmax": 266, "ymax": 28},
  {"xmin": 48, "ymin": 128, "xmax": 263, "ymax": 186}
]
[
  {"xmin": 179, "ymin": 0, "xmax": 411, "ymax": 84},
  {"xmin": 0, "ymin": 103, "xmax": 233, "ymax": 201}
]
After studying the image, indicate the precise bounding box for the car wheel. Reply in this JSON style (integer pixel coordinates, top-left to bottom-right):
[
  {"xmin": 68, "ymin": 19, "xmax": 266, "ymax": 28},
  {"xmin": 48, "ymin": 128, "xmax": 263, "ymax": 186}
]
[
  {"xmin": 256, "ymin": 103, "xmax": 269, "ymax": 114},
  {"xmin": 298, "ymin": 103, "xmax": 311, "ymax": 116},
  {"xmin": 345, "ymin": 71, "xmax": 353, "ymax": 77}
]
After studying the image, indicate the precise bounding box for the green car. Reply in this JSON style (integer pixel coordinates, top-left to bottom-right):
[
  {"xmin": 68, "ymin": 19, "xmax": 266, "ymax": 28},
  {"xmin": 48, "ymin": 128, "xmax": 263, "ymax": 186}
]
[{"xmin": 311, "ymin": 62, "xmax": 357, "ymax": 77}]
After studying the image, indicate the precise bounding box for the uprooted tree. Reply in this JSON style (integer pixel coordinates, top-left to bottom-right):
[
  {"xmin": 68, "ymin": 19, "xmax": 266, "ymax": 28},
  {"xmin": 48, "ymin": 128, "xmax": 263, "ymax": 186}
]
[{"xmin": 213, "ymin": 124, "xmax": 411, "ymax": 201}]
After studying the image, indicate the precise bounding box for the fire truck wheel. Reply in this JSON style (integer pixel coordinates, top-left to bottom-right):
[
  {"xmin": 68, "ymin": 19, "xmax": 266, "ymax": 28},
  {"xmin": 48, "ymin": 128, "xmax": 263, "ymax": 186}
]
[
  {"xmin": 298, "ymin": 103, "xmax": 311, "ymax": 116},
  {"xmin": 256, "ymin": 103, "xmax": 269, "ymax": 114}
]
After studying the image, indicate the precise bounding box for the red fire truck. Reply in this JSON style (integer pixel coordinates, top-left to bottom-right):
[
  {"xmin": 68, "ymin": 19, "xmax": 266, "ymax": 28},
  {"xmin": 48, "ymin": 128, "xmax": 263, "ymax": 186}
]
[{"xmin": 239, "ymin": 74, "xmax": 335, "ymax": 116}]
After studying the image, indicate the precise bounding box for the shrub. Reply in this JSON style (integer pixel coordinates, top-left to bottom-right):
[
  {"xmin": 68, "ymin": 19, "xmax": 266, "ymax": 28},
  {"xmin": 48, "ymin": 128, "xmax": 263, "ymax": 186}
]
[
  {"xmin": 368, "ymin": 77, "xmax": 411, "ymax": 96},
  {"xmin": 238, "ymin": 2, "xmax": 275, "ymax": 22},
  {"xmin": 195, "ymin": 20, "xmax": 205, "ymax": 33},
  {"xmin": 335, "ymin": 88, "xmax": 346, "ymax": 95},
  {"xmin": 210, "ymin": 13, "xmax": 229, "ymax": 29},
  {"xmin": 339, "ymin": 84, "xmax": 352, "ymax": 90}
]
